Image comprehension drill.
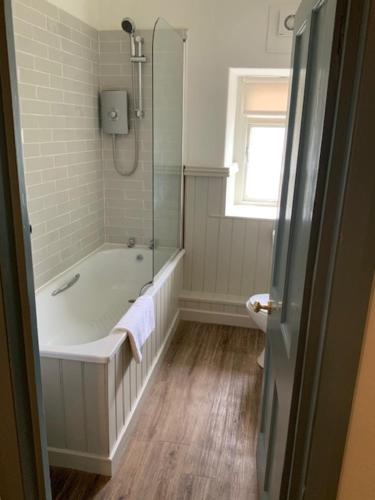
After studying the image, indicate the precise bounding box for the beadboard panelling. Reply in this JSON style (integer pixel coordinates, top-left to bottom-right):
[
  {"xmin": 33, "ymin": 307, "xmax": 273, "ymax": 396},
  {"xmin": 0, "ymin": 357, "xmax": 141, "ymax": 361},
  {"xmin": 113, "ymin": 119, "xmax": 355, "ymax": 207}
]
[
  {"xmin": 84, "ymin": 362, "xmax": 108, "ymax": 455},
  {"xmin": 62, "ymin": 360, "xmax": 87, "ymax": 451},
  {"xmin": 13, "ymin": 0, "xmax": 104, "ymax": 288},
  {"xmin": 41, "ymin": 251, "xmax": 183, "ymax": 475},
  {"xmin": 40, "ymin": 358, "xmax": 66, "ymax": 449},
  {"xmin": 183, "ymin": 174, "xmax": 274, "ymax": 321}
]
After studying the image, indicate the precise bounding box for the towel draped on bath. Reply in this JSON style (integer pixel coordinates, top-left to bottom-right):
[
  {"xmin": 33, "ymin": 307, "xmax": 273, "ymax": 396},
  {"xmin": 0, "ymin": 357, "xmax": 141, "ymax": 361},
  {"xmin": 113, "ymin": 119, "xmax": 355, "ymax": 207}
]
[{"xmin": 111, "ymin": 295, "xmax": 155, "ymax": 363}]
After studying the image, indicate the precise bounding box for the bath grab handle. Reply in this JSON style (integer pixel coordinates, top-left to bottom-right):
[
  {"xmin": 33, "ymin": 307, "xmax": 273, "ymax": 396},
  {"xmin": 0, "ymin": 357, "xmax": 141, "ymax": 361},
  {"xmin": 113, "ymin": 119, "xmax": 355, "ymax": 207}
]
[
  {"xmin": 128, "ymin": 280, "xmax": 153, "ymax": 303},
  {"xmin": 51, "ymin": 273, "xmax": 80, "ymax": 296},
  {"xmin": 139, "ymin": 280, "xmax": 153, "ymax": 296}
]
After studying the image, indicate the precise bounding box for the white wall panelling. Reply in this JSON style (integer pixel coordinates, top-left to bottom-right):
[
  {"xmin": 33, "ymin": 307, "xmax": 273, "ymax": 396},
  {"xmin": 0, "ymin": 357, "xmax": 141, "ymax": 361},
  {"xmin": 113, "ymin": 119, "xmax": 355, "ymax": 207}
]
[
  {"xmin": 181, "ymin": 172, "xmax": 274, "ymax": 326},
  {"xmin": 41, "ymin": 251, "xmax": 183, "ymax": 475}
]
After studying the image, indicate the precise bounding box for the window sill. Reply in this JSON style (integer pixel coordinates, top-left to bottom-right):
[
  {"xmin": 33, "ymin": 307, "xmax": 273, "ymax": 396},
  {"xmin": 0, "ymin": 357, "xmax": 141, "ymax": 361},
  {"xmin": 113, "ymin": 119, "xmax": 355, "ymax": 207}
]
[{"xmin": 225, "ymin": 203, "xmax": 277, "ymax": 220}]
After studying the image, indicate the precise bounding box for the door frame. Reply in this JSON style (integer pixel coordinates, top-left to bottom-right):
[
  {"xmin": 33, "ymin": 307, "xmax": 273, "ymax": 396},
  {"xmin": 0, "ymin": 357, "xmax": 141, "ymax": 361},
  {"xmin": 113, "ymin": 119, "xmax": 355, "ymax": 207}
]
[
  {"xmin": 0, "ymin": 0, "xmax": 51, "ymax": 498},
  {"xmin": 283, "ymin": 0, "xmax": 375, "ymax": 498},
  {"xmin": 0, "ymin": 0, "xmax": 374, "ymax": 498}
]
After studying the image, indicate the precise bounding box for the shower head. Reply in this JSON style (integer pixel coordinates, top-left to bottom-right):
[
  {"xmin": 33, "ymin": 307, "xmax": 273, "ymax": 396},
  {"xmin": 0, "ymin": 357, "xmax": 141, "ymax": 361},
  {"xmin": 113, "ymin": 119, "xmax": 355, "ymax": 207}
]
[{"xmin": 121, "ymin": 17, "xmax": 136, "ymax": 34}]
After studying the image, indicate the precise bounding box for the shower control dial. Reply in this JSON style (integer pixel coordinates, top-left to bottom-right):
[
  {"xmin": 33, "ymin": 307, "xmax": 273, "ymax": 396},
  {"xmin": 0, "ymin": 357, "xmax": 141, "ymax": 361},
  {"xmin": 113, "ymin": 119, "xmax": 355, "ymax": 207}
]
[{"xmin": 108, "ymin": 109, "xmax": 119, "ymax": 121}]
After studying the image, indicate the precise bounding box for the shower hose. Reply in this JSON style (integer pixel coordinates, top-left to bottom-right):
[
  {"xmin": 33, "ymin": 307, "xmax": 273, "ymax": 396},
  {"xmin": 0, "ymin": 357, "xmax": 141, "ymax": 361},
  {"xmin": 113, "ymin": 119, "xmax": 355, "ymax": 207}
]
[{"xmin": 111, "ymin": 61, "xmax": 140, "ymax": 176}]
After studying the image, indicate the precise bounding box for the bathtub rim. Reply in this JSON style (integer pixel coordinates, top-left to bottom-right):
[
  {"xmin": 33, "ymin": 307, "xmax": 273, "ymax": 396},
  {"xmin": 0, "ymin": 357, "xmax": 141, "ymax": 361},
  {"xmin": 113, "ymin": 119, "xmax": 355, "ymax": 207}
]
[
  {"xmin": 37, "ymin": 244, "xmax": 185, "ymax": 364},
  {"xmin": 35, "ymin": 243, "xmax": 152, "ymax": 295}
]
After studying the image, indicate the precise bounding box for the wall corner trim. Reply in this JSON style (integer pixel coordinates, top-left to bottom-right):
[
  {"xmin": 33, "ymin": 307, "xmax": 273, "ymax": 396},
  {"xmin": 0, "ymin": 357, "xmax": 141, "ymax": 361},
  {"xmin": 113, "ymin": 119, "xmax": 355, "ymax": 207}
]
[{"xmin": 184, "ymin": 166, "xmax": 230, "ymax": 178}]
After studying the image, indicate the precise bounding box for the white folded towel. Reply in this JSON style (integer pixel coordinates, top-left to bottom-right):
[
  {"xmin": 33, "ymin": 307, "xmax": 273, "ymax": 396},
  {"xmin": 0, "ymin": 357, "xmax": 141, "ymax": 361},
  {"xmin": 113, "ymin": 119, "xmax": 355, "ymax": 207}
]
[{"xmin": 112, "ymin": 295, "xmax": 155, "ymax": 363}]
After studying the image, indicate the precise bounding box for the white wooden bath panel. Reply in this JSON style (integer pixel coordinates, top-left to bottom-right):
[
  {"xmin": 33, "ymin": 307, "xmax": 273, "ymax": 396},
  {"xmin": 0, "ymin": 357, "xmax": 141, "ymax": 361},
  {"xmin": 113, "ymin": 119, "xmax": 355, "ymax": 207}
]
[{"xmin": 38, "ymin": 246, "xmax": 184, "ymax": 475}]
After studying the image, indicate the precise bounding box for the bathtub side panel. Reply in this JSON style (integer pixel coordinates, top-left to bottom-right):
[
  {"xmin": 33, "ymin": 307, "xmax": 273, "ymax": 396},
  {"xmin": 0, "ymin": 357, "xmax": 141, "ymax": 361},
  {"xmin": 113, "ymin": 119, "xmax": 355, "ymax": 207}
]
[
  {"xmin": 156, "ymin": 289, "xmax": 162, "ymax": 354},
  {"xmin": 115, "ymin": 349, "xmax": 124, "ymax": 437},
  {"xmin": 42, "ymin": 252, "xmax": 184, "ymax": 475},
  {"xmin": 136, "ymin": 351, "xmax": 142, "ymax": 398},
  {"xmin": 129, "ymin": 352, "xmax": 137, "ymax": 411},
  {"xmin": 61, "ymin": 360, "xmax": 87, "ymax": 451},
  {"xmin": 40, "ymin": 358, "xmax": 66, "ymax": 449},
  {"xmin": 122, "ymin": 341, "xmax": 132, "ymax": 421},
  {"xmin": 107, "ymin": 356, "xmax": 117, "ymax": 452},
  {"xmin": 108, "ymin": 253, "xmax": 184, "ymax": 461},
  {"xmin": 84, "ymin": 363, "xmax": 109, "ymax": 456}
]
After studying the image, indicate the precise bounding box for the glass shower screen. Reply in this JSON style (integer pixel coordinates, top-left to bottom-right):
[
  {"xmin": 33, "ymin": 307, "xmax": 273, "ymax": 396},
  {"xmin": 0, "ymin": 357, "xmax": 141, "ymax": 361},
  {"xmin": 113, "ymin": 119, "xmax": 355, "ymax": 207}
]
[{"xmin": 152, "ymin": 18, "xmax": 184, "ymax": 276}]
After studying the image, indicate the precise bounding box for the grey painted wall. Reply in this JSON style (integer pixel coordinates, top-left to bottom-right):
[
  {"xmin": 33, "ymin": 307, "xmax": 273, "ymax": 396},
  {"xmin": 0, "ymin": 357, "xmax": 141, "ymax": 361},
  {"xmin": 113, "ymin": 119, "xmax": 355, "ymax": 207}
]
[{"xmin": 13, "ymin": 0, "xmax": 104, "ymax": 288}]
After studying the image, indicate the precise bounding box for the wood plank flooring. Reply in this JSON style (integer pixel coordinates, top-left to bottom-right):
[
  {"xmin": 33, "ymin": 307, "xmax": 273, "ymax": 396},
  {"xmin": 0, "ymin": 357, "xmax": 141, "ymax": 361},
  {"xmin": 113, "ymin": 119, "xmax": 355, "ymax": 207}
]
[{"xmin": 50, "ymin": 321, "xmax": 264, "ymax": 500}]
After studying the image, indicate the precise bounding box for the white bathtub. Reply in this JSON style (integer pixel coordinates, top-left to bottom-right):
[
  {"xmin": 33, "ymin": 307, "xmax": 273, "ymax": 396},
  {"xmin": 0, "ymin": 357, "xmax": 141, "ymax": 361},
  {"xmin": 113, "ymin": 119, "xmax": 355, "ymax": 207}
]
[
  {"xmin": 37, "ymin": 246, "xmax": 153, "ymax": 362},
  {"xmin": 37, "ymin": 244, "xmax": 184, "ymax": 475}
]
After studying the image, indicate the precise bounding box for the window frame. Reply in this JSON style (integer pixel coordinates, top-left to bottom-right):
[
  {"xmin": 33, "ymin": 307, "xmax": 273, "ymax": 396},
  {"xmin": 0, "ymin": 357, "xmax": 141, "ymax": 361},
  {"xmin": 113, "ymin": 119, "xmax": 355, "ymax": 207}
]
[
  {"xmin": 232, "ymin": 76, "xmax": 288, "ymax": 212},
  {"xmin": 241, "ymin": 117, "xmax": 286, "ymax": 206}
]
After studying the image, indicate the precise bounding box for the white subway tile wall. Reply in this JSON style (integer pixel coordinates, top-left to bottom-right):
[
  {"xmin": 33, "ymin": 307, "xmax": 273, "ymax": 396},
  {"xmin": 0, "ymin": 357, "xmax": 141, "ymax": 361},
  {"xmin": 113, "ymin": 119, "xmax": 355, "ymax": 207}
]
[
  {"xmin": 13, "ymin": 0, "xmax": 104, "ymax": 288},
  {"xmin": 13, "ymin": 1, "xmax": 186, "ymax": 287},
  {"xmin": 99, "ymin": 30, "xmax": 153, "ymax": 246}
]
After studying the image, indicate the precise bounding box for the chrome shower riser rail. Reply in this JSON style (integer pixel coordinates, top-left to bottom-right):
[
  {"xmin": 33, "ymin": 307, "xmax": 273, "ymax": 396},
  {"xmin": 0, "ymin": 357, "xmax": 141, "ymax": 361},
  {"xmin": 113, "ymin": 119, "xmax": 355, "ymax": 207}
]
[{"xmin": 132, "ymin": 35, "xmax": 146, "ymax": 118}]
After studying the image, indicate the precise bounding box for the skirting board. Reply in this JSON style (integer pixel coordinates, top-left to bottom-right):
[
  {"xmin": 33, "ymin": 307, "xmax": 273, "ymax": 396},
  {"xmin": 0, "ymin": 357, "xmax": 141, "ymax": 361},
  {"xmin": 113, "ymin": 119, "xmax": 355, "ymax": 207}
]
[
  {"xmin": 180, "ymin": 308, "xmax": 256, "ymax": 329},
  {"xmin": 48, "ymin": 447, "xmax": 111, "ymax": 476},
  {"xmin": 47, "ymin": 310, "xmax": 181, "ymax": 476},
  {"xmin": 180, "ymin": 290, "xmax": 257, "ymax": 329}
]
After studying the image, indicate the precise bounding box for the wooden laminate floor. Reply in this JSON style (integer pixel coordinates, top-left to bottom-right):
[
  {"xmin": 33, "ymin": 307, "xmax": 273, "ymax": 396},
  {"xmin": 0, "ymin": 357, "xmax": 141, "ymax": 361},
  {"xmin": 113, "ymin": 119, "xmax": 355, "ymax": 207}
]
[{"xmin": 50, "ymin": 321, "xmax": 264, "ymax": 500}]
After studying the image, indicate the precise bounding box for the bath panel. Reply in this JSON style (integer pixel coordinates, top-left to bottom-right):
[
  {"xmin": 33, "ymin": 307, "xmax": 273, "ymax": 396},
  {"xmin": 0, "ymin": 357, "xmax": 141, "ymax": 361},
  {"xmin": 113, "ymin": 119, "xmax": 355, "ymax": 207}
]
[{"xmin": 39, "ymin": 247, "xmax": 184, "ymax": 475}]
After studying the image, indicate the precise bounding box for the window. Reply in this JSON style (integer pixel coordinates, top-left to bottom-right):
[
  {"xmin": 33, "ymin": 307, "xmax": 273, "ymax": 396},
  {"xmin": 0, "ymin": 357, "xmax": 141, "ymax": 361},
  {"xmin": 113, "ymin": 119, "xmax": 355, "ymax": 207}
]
[
  {"xmin": 225, "ymin": 71, "xmax": 290, "ymax": 219},
  {"xmin": 243, "ymin": 121, "xmax": 286, "ymax": 205}
]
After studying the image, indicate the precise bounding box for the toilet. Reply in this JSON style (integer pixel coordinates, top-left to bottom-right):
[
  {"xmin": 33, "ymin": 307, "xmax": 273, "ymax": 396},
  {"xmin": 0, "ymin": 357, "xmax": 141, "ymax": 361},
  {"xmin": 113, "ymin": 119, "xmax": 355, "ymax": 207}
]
[{"xmin": 246, "ymin": 293, "xmax": 269, "ymax": 368}]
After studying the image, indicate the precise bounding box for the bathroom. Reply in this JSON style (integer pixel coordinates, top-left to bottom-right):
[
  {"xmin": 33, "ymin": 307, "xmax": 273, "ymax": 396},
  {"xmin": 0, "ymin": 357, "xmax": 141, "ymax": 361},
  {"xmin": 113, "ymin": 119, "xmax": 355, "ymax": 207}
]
[
  {"xmin": 3, "ymin": 0, "xmax": 310, "ymax": 495},
  {"xmin": 2, "ymin": 0, "xmax": 374, "ymax": 499}
]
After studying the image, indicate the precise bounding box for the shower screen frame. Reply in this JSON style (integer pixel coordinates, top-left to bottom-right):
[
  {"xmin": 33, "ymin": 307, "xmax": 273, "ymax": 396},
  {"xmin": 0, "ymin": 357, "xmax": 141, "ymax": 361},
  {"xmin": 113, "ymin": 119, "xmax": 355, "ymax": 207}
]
[{"xmin": 152, "ymin": 17, "xmax": 186, "ymax": 278}]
